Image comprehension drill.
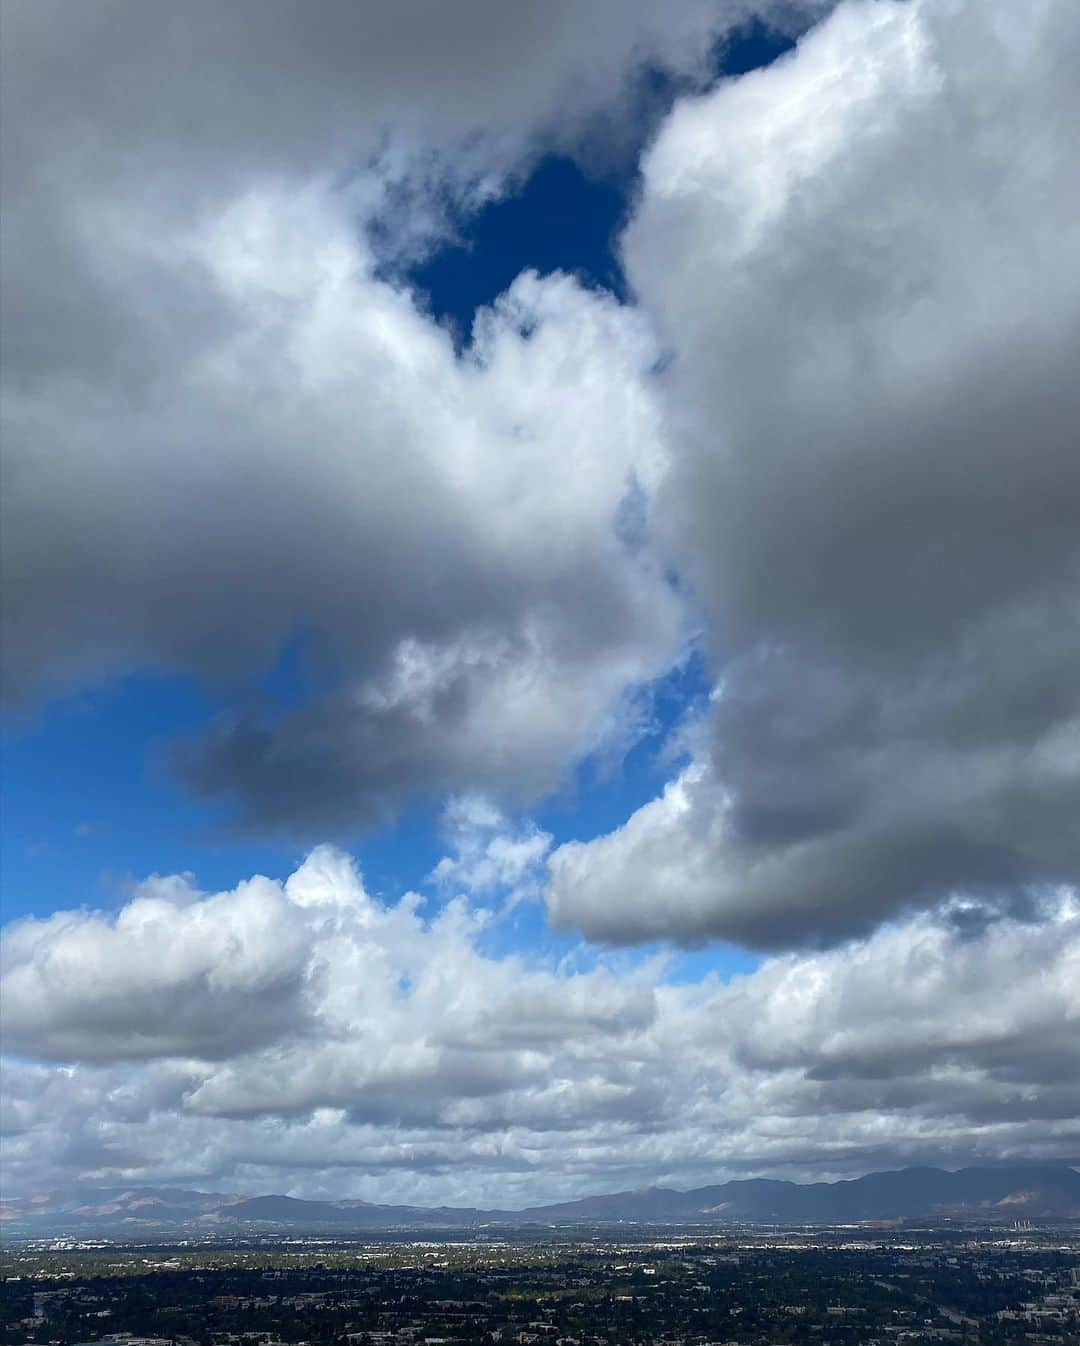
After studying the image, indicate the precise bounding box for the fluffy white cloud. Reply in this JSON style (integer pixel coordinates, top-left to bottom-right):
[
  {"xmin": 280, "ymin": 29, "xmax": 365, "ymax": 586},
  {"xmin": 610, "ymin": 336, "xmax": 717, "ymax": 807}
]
[
  {"xmin": 0, "ymin": 874, "xmax": 314, "ymax": 1062},
  {"xmin": 430, "ymin": 795, "xmax": 553, "ymax": 902},
  {"xmin": 549, "ymin": 0, "xmax": 1080, "ymax": 946},
  {"xmin": 3, "ymin": 182, "xmax": 684, "ymax": 826},
  {"xmin": 2, "ymin": 850, "xmax": 1077, "ymax": 1202}
]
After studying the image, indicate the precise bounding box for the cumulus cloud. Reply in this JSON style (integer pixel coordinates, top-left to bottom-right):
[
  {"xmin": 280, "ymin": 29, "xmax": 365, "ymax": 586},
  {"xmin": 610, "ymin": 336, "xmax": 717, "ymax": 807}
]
[
  {"xmin": 0, "ymin": 874, "xmax": 315, "ymax": 1061},
  {"xmin": 429, "ymin": 795, "xmax": 553, "ymax": 902},
  {"xmin": 2, "ymin": 850, "xmax": 1077, "ymax": 1201},
  {"xmin": 3, "ymin": 187, "xmax": 683, "ymax": 826},
  {"xmin": 549, "ymin": 0, "xmax": 1080, "ymax": 947},
  {"xmin": 0, "ymin": 0, "xmax": 826, "ymax": 827}
]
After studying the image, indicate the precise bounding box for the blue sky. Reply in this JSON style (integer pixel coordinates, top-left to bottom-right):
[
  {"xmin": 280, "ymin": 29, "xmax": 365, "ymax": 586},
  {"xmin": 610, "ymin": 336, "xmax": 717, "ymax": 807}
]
[{"xmin": 3, "ymin": 0, "xmax": 1078, "ymax": 1204}]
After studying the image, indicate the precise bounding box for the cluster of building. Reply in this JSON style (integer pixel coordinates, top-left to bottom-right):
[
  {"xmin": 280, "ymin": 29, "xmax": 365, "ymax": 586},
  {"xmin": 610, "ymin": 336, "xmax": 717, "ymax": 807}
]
[{"xmin": 2, "ymin": 1231, "xmax": 1077, "ymax": 1346}]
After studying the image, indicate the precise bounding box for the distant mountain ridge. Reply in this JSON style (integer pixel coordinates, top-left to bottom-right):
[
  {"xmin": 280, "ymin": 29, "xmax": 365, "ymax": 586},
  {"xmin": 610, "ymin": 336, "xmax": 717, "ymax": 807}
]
[{"xmin": 4, "ymin": 1165, "xmax": 1078, "ymax": 1235}]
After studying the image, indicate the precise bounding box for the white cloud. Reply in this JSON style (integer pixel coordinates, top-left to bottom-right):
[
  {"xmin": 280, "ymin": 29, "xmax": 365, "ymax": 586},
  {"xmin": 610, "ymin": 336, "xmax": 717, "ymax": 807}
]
[
  {"xmin": 1, "ymin": 874, "xmax": 314, "ymax": 1061},
  {"xmin": 4, "ymin": 181, "xmax": 685, "ymax": 827},
  {"xmin": 430, "ymin": 795, "xmax": 552, "ymax": 903},
  {"xmin": 2, "ymin": 850, "xmax": 1077, "ymax": 1202}
]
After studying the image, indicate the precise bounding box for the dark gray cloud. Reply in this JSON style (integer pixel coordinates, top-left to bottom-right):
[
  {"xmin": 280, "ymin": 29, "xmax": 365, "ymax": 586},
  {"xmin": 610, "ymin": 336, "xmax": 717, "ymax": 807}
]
[
  {"xmin": 549, "ymin": 0, "xmax": 1080, "ymax": 947},
  {"xmin": 2, "ymin": 0, "xmax": 796, "ymax": 195}
]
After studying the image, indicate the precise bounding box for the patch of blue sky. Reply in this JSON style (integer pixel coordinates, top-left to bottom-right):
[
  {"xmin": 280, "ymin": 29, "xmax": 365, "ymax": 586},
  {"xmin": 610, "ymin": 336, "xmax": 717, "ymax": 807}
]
[
  {"xmin": 1, "ymin": 671, "xmax": 300, "ymax": 922},
  {"xmin": 402, "ymin": 18, "xmax": 800, "ymax": 343},
  {"xmin": 405, "ymin": 153, "xmax": 627, "ymax": 346}
]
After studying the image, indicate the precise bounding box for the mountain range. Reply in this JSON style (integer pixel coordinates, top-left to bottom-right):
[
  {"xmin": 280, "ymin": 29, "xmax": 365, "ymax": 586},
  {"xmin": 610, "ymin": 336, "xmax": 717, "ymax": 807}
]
[{"xmin": 3, "ymin": 1166, "xmax": 1079, "ymax": 1235}]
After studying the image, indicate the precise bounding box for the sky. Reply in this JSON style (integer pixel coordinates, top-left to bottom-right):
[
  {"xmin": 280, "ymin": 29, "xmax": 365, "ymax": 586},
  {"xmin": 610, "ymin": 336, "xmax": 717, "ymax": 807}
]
[{"xmin": 1, "ymin": 0, "xmax": 1078, "ymax": 1207}]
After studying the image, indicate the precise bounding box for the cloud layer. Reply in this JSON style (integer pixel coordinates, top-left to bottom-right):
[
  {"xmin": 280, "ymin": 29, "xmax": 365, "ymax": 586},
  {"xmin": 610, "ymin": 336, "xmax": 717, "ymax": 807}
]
[{"xmin": 3, "ymin": 848, "xmax": 1077, "ymax": 1202}]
